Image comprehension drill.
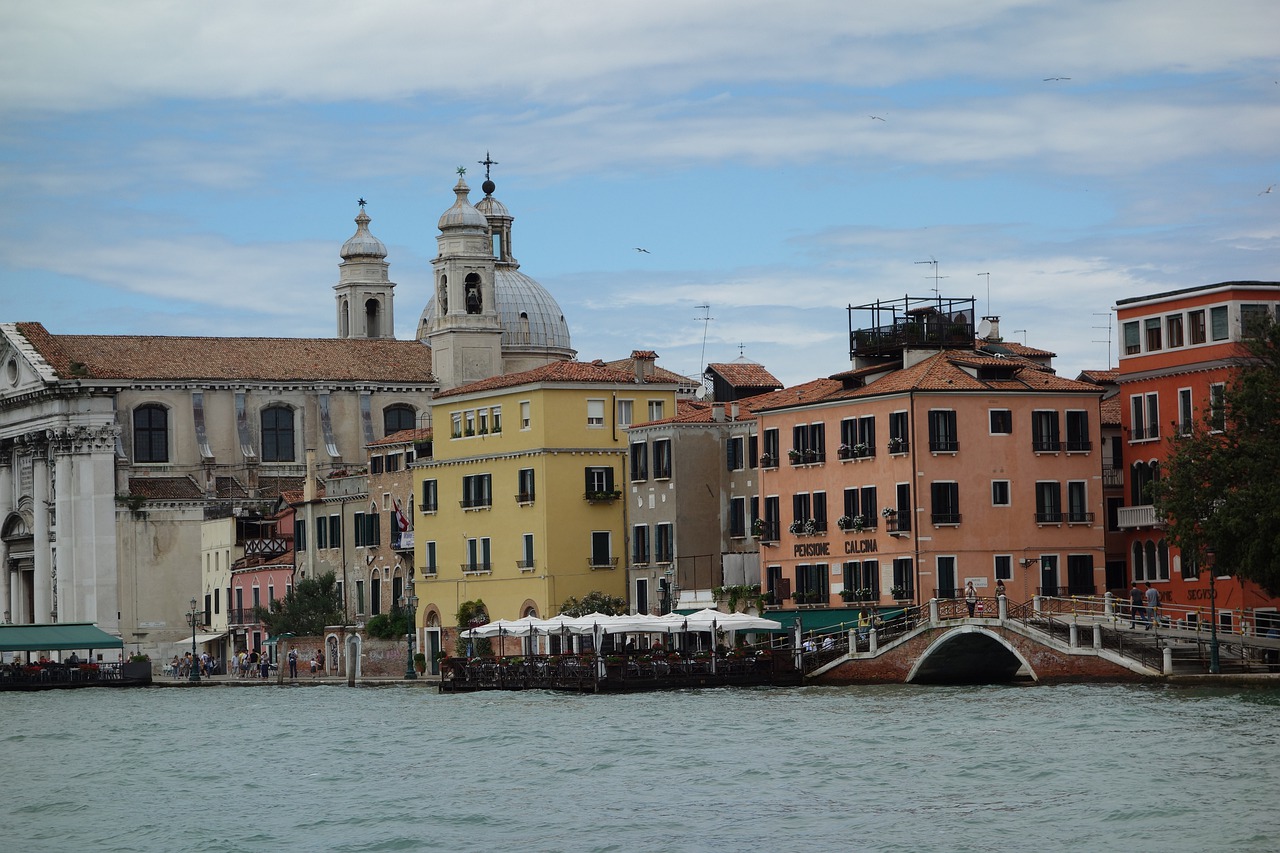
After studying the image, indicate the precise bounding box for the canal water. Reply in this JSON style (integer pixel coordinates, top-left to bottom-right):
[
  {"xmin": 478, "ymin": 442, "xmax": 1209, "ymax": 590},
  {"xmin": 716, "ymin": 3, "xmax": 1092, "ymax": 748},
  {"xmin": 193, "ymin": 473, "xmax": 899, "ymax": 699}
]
[{"xmin": 4, "ymin": 682, "xmax": 1277, "ymax": 852}]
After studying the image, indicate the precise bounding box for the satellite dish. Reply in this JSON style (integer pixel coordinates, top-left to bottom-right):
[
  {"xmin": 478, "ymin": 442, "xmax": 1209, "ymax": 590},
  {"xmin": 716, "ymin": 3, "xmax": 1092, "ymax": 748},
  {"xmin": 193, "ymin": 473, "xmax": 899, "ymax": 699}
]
[{"xmin": 976, "ymin": 319, "xmax": 992, "ymax": 339}]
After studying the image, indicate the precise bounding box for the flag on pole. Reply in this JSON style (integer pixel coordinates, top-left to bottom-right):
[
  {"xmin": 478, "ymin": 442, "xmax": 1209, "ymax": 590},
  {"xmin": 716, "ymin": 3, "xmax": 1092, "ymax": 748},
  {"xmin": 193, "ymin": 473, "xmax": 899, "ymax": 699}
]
[{"xmin": 393, "ymin": 498, "xmax": 410, "ymax": 534}]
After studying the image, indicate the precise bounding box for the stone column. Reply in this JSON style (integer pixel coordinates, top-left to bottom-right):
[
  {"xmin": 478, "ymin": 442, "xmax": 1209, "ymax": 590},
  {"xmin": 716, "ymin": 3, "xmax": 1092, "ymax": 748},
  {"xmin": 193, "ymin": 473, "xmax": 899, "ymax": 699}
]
[
  {"xmin": 1093, "ymin": 623, "xmax": 1102, "ymax": 649},
  {"xmin": 0, "ymin": 457, "xmax": 11, "ymax": 622},
  {"xmin": 32, "ymin": 451, "xmax": 51, "ymax": 624},
  {"xmin": 928, "ymin": 598, "xmax": 939, "ymax": 625},
  {"xmin": 53, "ymin": 443, "xmax": 73, "ymax": 622},
  {"xmin": 998, "ymin": 594, "xmax": 1007, "ymax": 621}
]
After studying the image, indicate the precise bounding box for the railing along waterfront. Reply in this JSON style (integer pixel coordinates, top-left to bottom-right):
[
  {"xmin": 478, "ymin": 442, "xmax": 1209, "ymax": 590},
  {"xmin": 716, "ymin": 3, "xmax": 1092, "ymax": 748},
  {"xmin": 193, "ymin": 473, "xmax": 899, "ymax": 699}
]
[{"xmin": 0, "ymin": 661, "xmax": 139, "ymax": 687}]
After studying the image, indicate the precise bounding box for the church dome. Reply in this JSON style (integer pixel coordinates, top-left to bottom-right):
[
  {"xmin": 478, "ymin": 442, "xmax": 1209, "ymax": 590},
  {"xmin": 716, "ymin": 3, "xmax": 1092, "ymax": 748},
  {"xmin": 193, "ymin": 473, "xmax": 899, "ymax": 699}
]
[
  {"xmin": 476, "ymin": 193, "xmax": 509, "ymax": 218},
  {"xmin": 340, "ymin": 209, "xmax": 387, "ymax": 259},
  {"xmin": 418, "ymin": 267, "xmax": 573, "ymax": 352},
  {"xmin": 437, "ymin": 177, "xmax": 489, "ymax": 230}
]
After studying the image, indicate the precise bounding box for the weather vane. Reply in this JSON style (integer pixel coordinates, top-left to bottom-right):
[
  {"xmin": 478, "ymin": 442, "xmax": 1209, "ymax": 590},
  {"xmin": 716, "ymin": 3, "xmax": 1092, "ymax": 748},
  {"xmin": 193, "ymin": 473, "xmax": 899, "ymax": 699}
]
[
  {"xmin": 479, "ymin": 152, "xmax": 498, "ymax": 181},
  {"xmin": 357, "ymin": 197, "xmax": 367, "ymax": 209},
  {"xmin": 456, "ymin": 165, "xmax": 467, "ymax": 177}
]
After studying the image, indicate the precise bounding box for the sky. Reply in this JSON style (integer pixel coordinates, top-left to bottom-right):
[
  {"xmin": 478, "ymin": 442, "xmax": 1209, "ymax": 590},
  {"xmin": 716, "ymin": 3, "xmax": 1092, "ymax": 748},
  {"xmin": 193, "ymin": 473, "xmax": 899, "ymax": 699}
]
[{"xmin": 2, "ymin": 1, "xmax": 1277, "ymax": 387}]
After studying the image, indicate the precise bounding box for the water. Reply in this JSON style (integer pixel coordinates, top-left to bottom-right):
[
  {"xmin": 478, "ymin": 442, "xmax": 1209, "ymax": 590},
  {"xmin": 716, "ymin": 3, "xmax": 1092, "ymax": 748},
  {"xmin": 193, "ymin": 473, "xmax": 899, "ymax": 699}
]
[{"xmin": 3, "ymin": 682, "xmax": 1277, "ymax": 852}]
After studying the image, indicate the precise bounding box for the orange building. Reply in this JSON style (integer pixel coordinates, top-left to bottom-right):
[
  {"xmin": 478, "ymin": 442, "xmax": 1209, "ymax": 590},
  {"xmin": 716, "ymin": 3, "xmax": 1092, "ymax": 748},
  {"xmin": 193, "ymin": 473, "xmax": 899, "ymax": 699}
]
[
  {"xmin": 1115, "ymin": 281, "xmax": 1280, "ymax": 632},
  {"xmin": 755, "ymin": 297, "xmax": 1108, "ymax": 627}
]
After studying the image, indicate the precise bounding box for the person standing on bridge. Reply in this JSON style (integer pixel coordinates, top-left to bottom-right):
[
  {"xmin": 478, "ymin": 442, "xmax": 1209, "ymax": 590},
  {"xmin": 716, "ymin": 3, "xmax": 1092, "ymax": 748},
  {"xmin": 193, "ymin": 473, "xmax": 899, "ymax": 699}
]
[
  {"xmin": 965, "ymin": 581, "xmax": 978, "ymax": 617},
  {"xmin": 1129, "ymin": 583, "xmax": 1144, "ymax": 628}
]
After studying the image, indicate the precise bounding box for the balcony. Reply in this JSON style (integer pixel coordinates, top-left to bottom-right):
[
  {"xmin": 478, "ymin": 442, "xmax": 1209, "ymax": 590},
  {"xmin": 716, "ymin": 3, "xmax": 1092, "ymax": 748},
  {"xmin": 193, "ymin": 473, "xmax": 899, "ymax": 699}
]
[
  {"xmin": 1034, "ymin": 510, "xmax": 1064, "ymax": 524},
  {"xmin": 1129, "ymin": 425, "xmax": 1159, "ymax": 441},
  {"xmin": 887, "ymin": 438, "xmax": 909, "ymax": 455},
  {"xmin": 1066, "ymin": 511, "xmax": 1095, "ymax": 525},
  {"xmin": 931, "ymin": 512, "xmax": 962, "ymax": 526},
  {"xmin": 1102, "ymin": 466, "xmax": 1123, "ymax": 488},
  {"xmin": 1117, "ymin": 505, "xmax": 1162, "ymax": 529},
  {"xmin": 461, "ymin": 563, "xmax": 493, "ymax": 575},
  {"xmin": 393, "ymin": 531, "xmax": 414, "ymax": 551},
  {"xmin": 885, "ymin": 515, "xmax": 911, "ymax": 535},
  {"xmin": 515, "ymin": 492, "xmax": 535, "ymax": 506},
  {"xmin": 1065, "ymin": 439, "xmax": 1092, "ymax": 452},
  {"xmin": 585, "ymin": 490, "xmax": 622, "ymax": 504},
  {"xmin": 459, "ymin": 499, "xmax": 492, "ymax": 511},
  {"xmin": 788, "ymin": 450, "xmax": 825, "ymax": 466},
  {"xmin": 243, "ymin": 538, "xmax": 288, "ymax": 558},
  {"xmin": 1032, "ymin": 439, "xmax": 1061, "ymax": 453},
  {"xmin": 929, "ymin": 439, "xmax": 959, "ymax": 453},
  {"xmin": 588, "ymin": 556, "xmax": 620, "ymax": 570},
  {"xmin": 516, "ymin": 559, "xmax": 536, "ymax": 572}
]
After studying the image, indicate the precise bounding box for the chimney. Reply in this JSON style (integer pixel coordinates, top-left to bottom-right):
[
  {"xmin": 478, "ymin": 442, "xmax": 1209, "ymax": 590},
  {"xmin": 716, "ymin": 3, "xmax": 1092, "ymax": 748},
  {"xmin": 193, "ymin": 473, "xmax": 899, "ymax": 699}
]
[
  {"xmin": 730, "ymin": 403, "xmax": 740, "ymax": 422},
  {"xmin": 981, "ymin": 316, "xmax": 1001, "ymax": 342},
  {"xmin": 711, "ymin": 403, "xmax": 725, "ymax": 422},
  {"xmin": 631, "ymin": 350, "xmax": 657, "ymax": 383}
]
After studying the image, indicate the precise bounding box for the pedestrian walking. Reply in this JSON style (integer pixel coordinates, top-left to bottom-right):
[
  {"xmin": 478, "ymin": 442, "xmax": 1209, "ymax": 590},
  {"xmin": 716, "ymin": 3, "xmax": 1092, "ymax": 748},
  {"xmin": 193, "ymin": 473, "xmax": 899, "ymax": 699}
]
[
  {"xmin": 1129, "ymin": 582, "xmax": 1144, "ymax": 627},
  {"xmin": 259, "ymin": 650, "xmax": 271, "ymax": 679},
  {"xmin": 1144, "ymin": 582, "xmax": 1161, "ymax": 629},
  {"xmin": 964, "ymin": 581, "xmax": 978, "ymax": 617}
]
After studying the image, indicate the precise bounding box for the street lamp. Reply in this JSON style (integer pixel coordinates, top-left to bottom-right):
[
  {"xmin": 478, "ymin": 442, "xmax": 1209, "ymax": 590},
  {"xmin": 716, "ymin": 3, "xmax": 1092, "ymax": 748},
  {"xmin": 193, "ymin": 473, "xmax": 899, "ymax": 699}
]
[
  {"xmin": 402, "ymin": 592, "xmax": 419, "ymax": 680},
  {"xmin": 186, "ymin": 597, "xmax": 201, "ymax": 683}
]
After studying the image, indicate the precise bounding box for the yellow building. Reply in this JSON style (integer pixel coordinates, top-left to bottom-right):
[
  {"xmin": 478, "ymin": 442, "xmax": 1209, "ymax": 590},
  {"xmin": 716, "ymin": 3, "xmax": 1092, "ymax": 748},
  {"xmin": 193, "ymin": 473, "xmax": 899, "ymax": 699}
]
[{"xmin": 413, "ymin": 358, "xmax": 681, "ymax": 653}]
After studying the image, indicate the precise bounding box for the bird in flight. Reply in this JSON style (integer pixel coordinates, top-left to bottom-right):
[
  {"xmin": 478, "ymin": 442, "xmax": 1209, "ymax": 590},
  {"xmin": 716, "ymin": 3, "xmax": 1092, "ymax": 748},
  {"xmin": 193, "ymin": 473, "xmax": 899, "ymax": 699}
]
[
  {"xmin": 1260, "ymin": 185, "xmax": 1275, "ymax": 196},
  {"xmin": 869, "ymin": 115, "xmax": 885, "ymax": 121},
  {"xmin": 1043, "ymin": 77, "xmax": 1071, "ymax": 81},
  {"xmin": 635, "ymin": 247, "xmax": 650, "ymax": 253}
]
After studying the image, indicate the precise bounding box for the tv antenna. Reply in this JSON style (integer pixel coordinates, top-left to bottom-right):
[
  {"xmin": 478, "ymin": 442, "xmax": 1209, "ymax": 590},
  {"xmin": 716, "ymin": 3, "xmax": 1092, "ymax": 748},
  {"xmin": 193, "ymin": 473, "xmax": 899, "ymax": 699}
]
[
  {"xmin": 1092, "ymin": 311, "xmax": 1115, "ymax": 369},
  {"xmin": 1013, "ymin": 329, "xmax": 1028, "ymax": 346},
  {"xmin": 914, "ymin": 257, "xmax": 946, "ymax": 296},
  {"xmin": 695, "ymin": 304, "xmax": 714, "ymax": 380}
]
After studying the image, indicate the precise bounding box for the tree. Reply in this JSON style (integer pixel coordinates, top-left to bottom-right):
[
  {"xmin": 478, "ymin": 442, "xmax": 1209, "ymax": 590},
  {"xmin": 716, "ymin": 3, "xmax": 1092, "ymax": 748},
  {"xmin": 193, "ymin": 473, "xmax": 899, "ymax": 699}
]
[
  {"xmin": 454, "ymin": 599, "xmax": 492, "ymax": 657},
  {"xmin": 254, "ymin": 571, "xmax": 347, "ymax": 636},
  {"xmin": 558, "ymin": 590, "xmax": 627, "ymax": 617},
  {"xmin": 1153, "ymin": 319, "xmax": 1280, "ymax": 595}
]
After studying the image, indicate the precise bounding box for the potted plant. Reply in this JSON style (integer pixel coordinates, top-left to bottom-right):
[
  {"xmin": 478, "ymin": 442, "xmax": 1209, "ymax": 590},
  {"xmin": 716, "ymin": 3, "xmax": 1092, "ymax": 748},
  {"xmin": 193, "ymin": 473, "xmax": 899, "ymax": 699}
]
[
  {"xmin": 853, "ymin": 442, "xmax": 868, "ymax": 457},
  {"xmin": 789, "ymin": 520, "xmax": 804, "ymax": 535},
  {"xmin": 751, "ymin": 517, "xmax": 766, "ymax": 538},
  {"xmin": 888, "ymin": 436, "xmax": 905, "ymax": 453},
  {"xmin": 413, "ymin": 652, "xmax": 427, "ymax": 673},
  {"xmin": 788, "ymin": 448, "xmax": 802, "ymax": 463},
  {"xmin": 760, "ymin": 453, "xmax": 776, "ymax": 467},
  {"xmin": 840, "ymin": 588, "xmax": 858, "ymax": 602},
  {"xmin": 837, "ymin": 442, "xmax": 852, "ymax": 459},
  {"xmin": 890, "ymin": 585, "xmax": 910, "ymax": 600}
]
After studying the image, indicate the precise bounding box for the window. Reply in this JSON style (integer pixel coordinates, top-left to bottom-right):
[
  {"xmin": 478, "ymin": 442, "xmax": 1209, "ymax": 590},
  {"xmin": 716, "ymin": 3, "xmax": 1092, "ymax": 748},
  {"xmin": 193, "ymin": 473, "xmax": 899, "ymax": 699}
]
[
  {"xmin": 630, "ymin": 442, "xmax": 648, "ymax": 481},
  {"xmin": 796, "ymin": 563, "xmax": 828, "ymax": 601},
  {"xmin": 370, "ymin": 456, "xmax": 385, "ymax": 474},
  {"xmin": 520, "ymin": 401, "xmax": 531, "ymax": 430},
  {"xmin": 792, "ymin": 492, "xmax": 812, "ymax": 528},
  {"xmin": 1188, "ymin": 309, "xmax": 1206, "ymax": 344},
  {"xmin": 385, "ymin": 453, "xmax": 401, "ymax": 472},
  {"xmin": 648, "ymin": 400, "xmax": 665, "ymax": 422},
  {"xmin": 590, "ymin": 531, "xmax": 613, "ymax": 568},
  {"xmin": 791, "ymin": 422, "xmax": 826, "ymax": 463},
  {"xmin": 490, "ymin": 406, "xmax": 501, "ymax": 434},
  {"xmin": 1210, "ymin": 305, "xmax": 1229, "ymax": 341},
  {"xmin": 371, "ymin": 577, "xmax": 381, "ymax": 616},
  {"xmin": 587, "ymin": 399, "xmax": 605, "ymax": 428},
  {"xmin": 995, "ymin": 555, "xmax": 1012, "ymax": 581},
  {"xmin": 888, "ymin": 411, "xmax": 909, "ymax": 452},
  {"xmin": 813, "ymin": 492, "xmax": 828, "ymax": 532},
  {"xmin": 1166, "ymin": 314, "xmax": 1184, "ymax": 348},
  {"xmin": 617, "ymin": 399, "xmax": 633, "ymax": 429},
  {"xmin": 991, "ymin": 480, "xmax": 1010, "ymax": 506},
  {"xmin": 1065, "ymin": 410, "xmax": 1090, "ymax": 451},
  {"xmin": 655, "ymin": 523, "xmax": 673, "ymax": 563},
  {"xmin": 423, "ymin": 541, "xmax": 437, "ymax": 575},
  {"xmin": 893, "ymin": 483, "xmax": 911, "ymax": 532},
  {"xmin": 632, "ymin": 525, "xmax": 650, "ymax": 564},
  {"xmin": 1144, "ymin": 317, "xmax": 1162, "ymax": 351},
  {"xmin": 317, "ymin": 516, "xmax": 328, "ymax": 549},
  {"xmin": 858, "ymin": 416, "xmax": 875, "ymax": 456},
  {"xmin": 936, "ymin": 556, "xmax": 957, "ymax": 599},
  {"xmin": 840, "ymin": 417, "xmax": 856, "ymax": 449},
  {"xmin": 727, "ymin": 436, "xmax": 745, "ymax": 471},
  {"xmin": 261, "ymin": 406, "xmax": 295, "ymax": 462},
  {"xmin": 517, "ymin": 468, "xmax": 535, "ymax": 503},
  {"xmin": 859, "ymin": 486, "xmax": 877, "ymax": 528},
  {"xmin": 383, "ymin": 405, "xmax": 415, "ymax": 436},
  {"xmin": 763, "ymin": 496, "xmax": 780, "ymax": 542},
  {"xmin": 329, "ymin": 515, "xmax": 341, "ymax": 548},
  {"xmin": 422, "ymin": 479, "xmax": 438, "ymax": 512},
  {"xmin": 355, "ymin": 581, "xmax": 364, "ymax": 615},
  {"xmin": 520, "ymin": 534, "xmax": 535, "ymax": 570},
  {"xmin": 1242, "ymin": 303, "xmax": 1271, "ymax": 336},
  {"xmin": 892, "ymin": 557, "xmax": 914, "ymax": 598},
  {"xmin": 1123, "ymin": 320, "xmax": 1140, "ymax": 355},
  {"xmin": 762, "ymin": 428, "xmax": 780, "ymax": 466},
  {"xmin": 989, "ymin": 409, "xmax": 1012, "ymax": 435},
  {"xmin": 927, "ymin": 410, "xmax": 958, "ymax": 452},
  {"xmin": 1131, "ymin": 460, "xmax": 1159, "ymax": 506},
  {"xmin": 1130, "ymin": 392, "xmax": 1159, "ymax": 441},
  {"xmin": 1209, "ymin": 382, "xmax": 1225, "ymax": 432},
  {"xmin": 843, "ymin": 560, "xmax": 879, "ymax": 599},
  {"xmin": 843, "ymin": 487, "xmax": 858, "ymax": 521},
  {"xmin": 461, "ymin": 474, "xmax": 492, "ymax": 509},
  {"xmin": 133, "ymin": 405, "xmax": 168, "ymax": 463},
  {"xmin": 1031, "ymin": 410, "xmax": 1060, "ymax": 452},
  {"xmin": 748, "ymin": 434, "xmax": 758, "ymax": 469},
  {"xmin": 353, "ymin": 509, "xmax": 380, "ymax": 547},
  {"xmin": 451, "ymin": 412, "xmax": 463, "ymax": 439},
  {"xmin": 1035, "ymin": 481, "xmax": 1062, "ymax": 523},
  {"xmin": 1178, "ymin": 388, "xmax": 1193, "ymax": 436},
  {"xmin": 1067, "ymin": 481, "xmax": 1088, "ymax": 523},
  {"xmin": 729, "ymin": 496, "xmax": 747, "ymax": 537},
  {"xmin": 653, "ymin": 439, "xmax": 672, "ymax": 479},
  {"xmin": 931, "ymin": 482, "xmax": 960, "ymax": 525},
  {"xmin": 465, "ymin": 537, "xmax": 491, "ymax": 572},
  {"xmin": 584, "ymin": 466, "xmax": 615, "ymax": 496},
  {"xmin": 295, "ymin": 518, "xmax": 307, "ymax": 552}
]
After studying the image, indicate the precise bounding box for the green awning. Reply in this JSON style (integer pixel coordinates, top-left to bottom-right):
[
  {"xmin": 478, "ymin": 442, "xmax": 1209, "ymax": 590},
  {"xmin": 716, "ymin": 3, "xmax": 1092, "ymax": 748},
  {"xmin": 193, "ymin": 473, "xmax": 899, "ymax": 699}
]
[
  {"xmin": 0, "ymin": 623, "xmax": 124, "ymax": 652},
  {"xmin": 762, "ymin": 607, "xmax": 905, "ymax": 634}
]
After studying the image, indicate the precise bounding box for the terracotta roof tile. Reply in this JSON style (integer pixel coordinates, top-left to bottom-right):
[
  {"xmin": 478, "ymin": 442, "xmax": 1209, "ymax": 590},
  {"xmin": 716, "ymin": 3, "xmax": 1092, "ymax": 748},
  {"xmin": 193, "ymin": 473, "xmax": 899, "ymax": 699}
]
[
  {"xmin": 603, "ymin": 354, "xmax": 699, "ymax": 388},
  {"xmin": 436, "ymin": 359, "xmax": 682, "ymax": 399},
  {"xmin": 216, "ymin": 476, "xmax": 248, "ymax": 499},
  {"xmin": 1077, "ymin": 369, "xmax": 1119, "ymax": 385},
  {"xmin": 368, "ymin": 427, "xmax": 433, "ymax": 447},
  {"xmin": 1100, "ymin": 396, "xmax": 1122, "ymax": 426},
  {"xmin": 706, "ymin": 361, "xmax": 783, "ymax": 391},
  {"xmin": 16, "ymin": 323, "xmax": 435, "ymax": 383},
  {"xmin": 128, "ymin": 477, "xmax": 203, "ymax": 500}
]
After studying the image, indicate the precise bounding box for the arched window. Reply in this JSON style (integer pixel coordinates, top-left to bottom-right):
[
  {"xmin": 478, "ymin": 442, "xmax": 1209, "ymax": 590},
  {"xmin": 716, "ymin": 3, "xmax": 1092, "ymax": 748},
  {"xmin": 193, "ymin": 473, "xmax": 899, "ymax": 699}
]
[
  {"xmin": 364, "ymin": 298, "xmax": 381, "ymax": 338},
  {"xmin": 518, "ymin": 311, "xmax": 531, "ymax": 344},
  {"xmin": 133, "ymin": 404, "xmax": 168, "ymax": 463},
  {"xmin": 1144, "ymin": 540, "xmax": 1157, "ymax": 583},
  {"xmin": 465, "ymin": 273, "xmax": 482, "ymax": 314},
  {"xmin": 1132, "ymin": 541, "xmax": 1144, "ymax": 581},
  {"xmin": 383, "ymin": 405, "xmax": 416, "ymax": 436},
  {"xmin": 261, "ymin": 406, "xmax": 295, "ymax": 462},
  {"xmin": 438, "ymin": 275, "xmax": 448, "ymax": 314},
  {"xmin": 1157, "ymin": 539, "xmax": 1170, "ymax": 580},
  {"xmin": 339, "ymin": 298, "xmax": 350, "ymax": 337}
]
